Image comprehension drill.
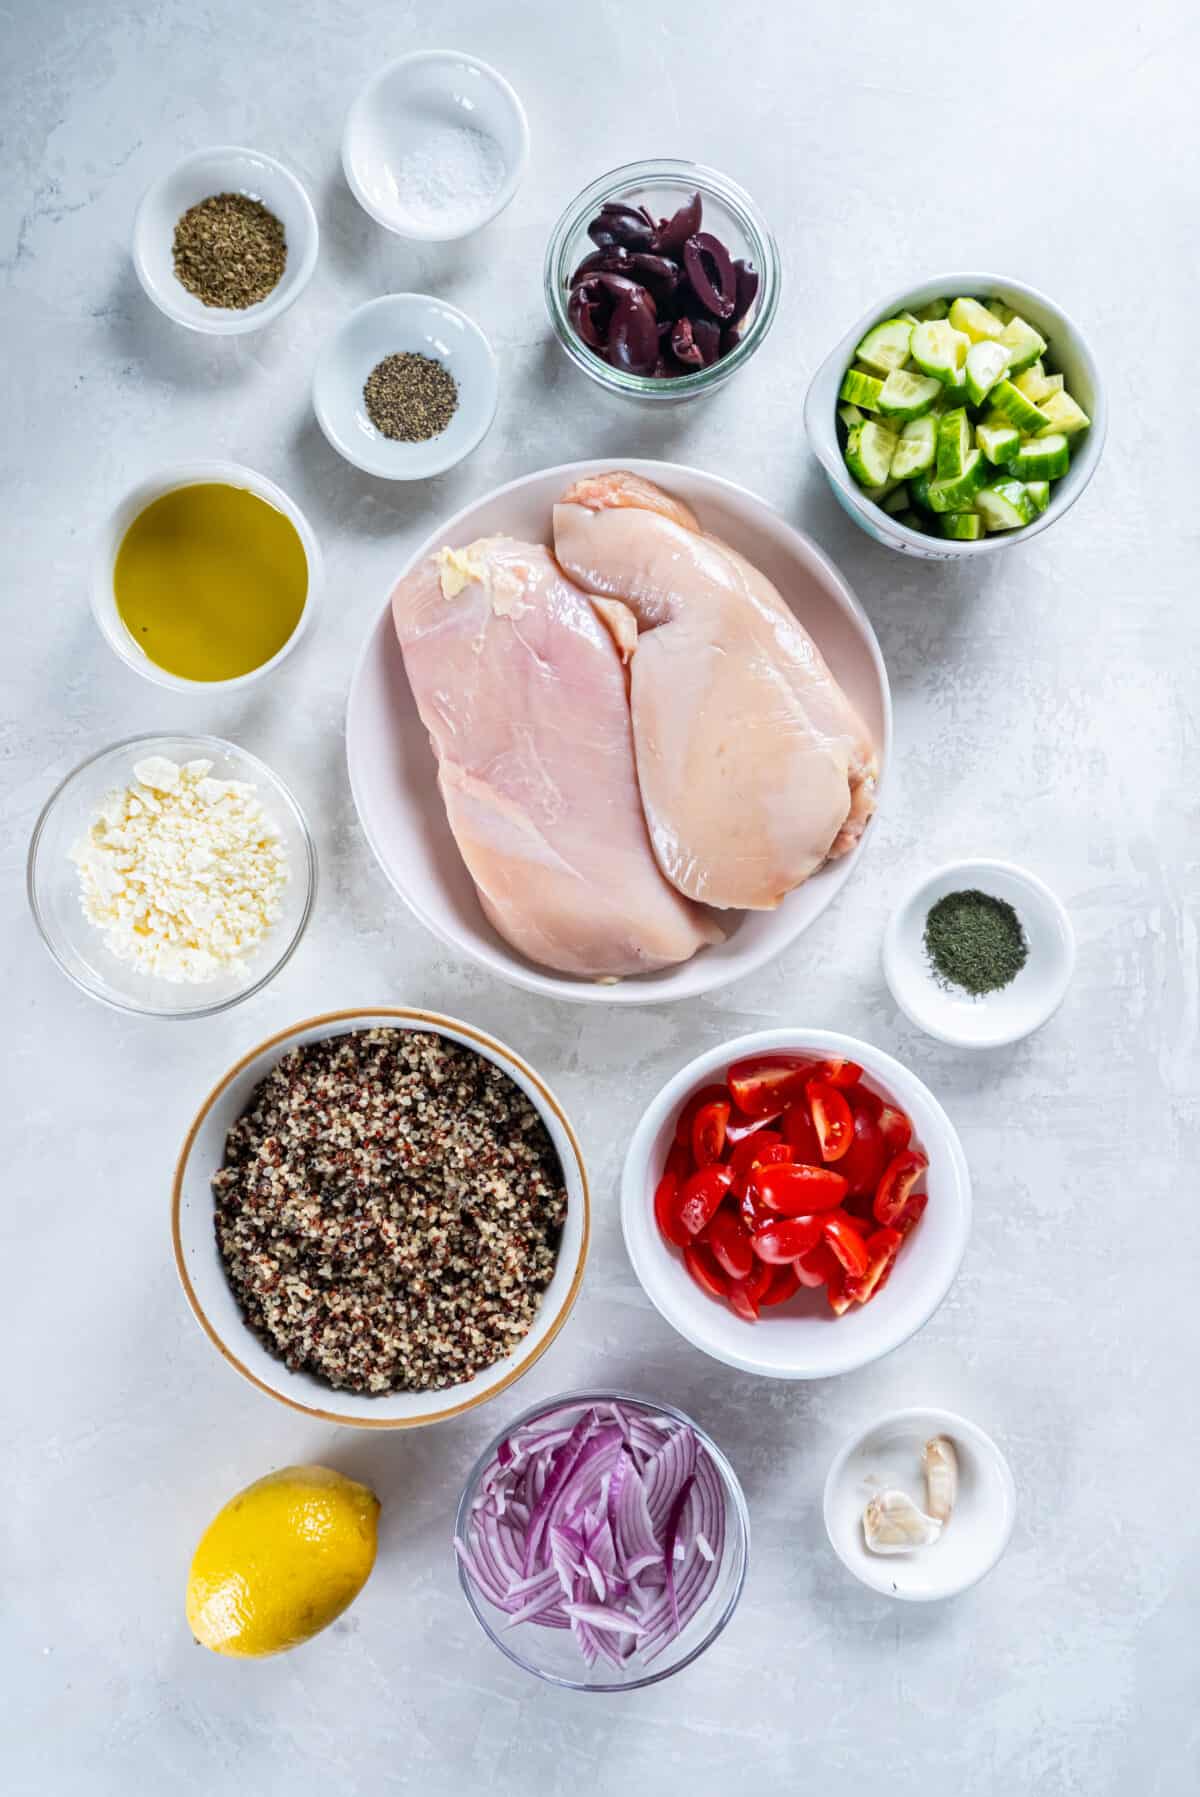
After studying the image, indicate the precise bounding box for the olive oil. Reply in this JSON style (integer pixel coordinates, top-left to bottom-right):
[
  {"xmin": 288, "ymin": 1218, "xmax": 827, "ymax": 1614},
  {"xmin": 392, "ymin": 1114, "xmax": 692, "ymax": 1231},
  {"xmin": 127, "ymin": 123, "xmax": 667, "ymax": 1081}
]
[{"xmin": 114, "ymin": 483, "xmax": 307, "ymax": 681}]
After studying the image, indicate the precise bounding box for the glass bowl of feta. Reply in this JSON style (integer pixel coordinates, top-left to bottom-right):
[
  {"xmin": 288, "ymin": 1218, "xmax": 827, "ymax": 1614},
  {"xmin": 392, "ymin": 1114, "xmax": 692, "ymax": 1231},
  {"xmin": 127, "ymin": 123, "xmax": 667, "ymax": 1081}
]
[{"xmin": 27, "ymin": 734, "xmax": 317, "ymax": 1018}]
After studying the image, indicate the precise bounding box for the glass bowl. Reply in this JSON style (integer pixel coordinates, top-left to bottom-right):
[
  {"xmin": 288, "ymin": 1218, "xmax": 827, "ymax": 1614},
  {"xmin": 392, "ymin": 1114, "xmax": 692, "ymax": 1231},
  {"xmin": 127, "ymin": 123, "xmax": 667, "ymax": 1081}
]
[
  {"xmin": 27, "ymin": 734, "xmax": 317, "ymax": 1019},
  {"xmin": 544, "ymin": 158, "xmax": 780, "ymax": 403},
  {"xmin": 453, "ymin": 1388, "xmax": 750, "ymax": 1690}
]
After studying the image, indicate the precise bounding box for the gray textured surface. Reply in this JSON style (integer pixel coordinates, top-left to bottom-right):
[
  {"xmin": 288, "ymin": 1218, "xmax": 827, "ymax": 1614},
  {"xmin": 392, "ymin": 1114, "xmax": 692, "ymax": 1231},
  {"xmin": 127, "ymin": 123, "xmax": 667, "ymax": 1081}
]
[{"xmin": 4, "ymin": 1, "xmax": 1198, "ymax": 1791}]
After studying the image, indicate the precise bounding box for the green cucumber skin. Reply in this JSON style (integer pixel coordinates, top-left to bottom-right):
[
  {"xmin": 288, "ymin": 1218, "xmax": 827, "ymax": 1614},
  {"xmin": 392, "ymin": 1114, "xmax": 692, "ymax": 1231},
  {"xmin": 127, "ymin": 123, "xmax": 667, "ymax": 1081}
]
[
  {"xmin": 890, "ymin": 415, "xmax": 938, "ymax": 481},
  {"xmin": 928, "ymin": 451, "xmax": 987, "ymax": 512},
  {"xmin": 1010, "ymin": 433, "xmax": 1070, "ymax": 480},
  {"xmin": 989, "ymin": 380, "xmax": 1050, "ymax": 433},
  {"xmin": 940, "ymin": 512, "xmax": 984, "ymax": 540},
  {"xmin": 1025, "ymin": 481, "xmax": 1051, "ymax": 514},
  {"xmin": 975, "ymin": 479, "xmax": 1037, "ymax": 530},
  {"xmin": 840, "ymin": 368, "xmax": 885, "ymax": 410},
  {"xmin": 935, "ymin": 409, "xmax": 971, "ymax": 481}
]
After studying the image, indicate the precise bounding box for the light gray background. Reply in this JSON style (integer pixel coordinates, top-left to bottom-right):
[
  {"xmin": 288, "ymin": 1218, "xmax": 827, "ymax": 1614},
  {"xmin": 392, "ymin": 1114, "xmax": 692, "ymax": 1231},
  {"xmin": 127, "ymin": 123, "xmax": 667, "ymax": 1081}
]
[{"xmin": 4, "ymin": 1, "xmax": 1197, "ymax": 1790}]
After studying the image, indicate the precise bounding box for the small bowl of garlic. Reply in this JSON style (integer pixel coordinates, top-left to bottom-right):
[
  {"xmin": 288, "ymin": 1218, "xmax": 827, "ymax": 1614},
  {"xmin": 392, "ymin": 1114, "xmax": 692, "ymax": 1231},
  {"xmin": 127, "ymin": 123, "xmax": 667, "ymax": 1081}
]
[{"xmin": 822, "ymin": 1407, "xmax": 1016, "ymax": 1602}]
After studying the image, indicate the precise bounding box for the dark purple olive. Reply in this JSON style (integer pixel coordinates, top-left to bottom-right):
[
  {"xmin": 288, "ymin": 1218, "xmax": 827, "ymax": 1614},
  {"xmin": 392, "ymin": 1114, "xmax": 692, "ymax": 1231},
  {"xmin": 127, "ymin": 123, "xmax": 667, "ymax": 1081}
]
[
  {"xmin": 626, "ymin": 252, "xmax": 681, "ymax": 308},
  {"xmin": 588, "ymin": 201, "xmax": 655, "ymax": 252},
  {"xmin": 568, "ymin": 272, "xmax": 642, "ymax": 350},
  {"xmin": 728, "ymin": 259, "xmax": 760, "ymax": 330},
  {"xmin": 652, "ymin": 191, "xmax": 703, "ymax": 257},
  {"xmin": 690, "ymin": 317, "xmax": 721, "ymax": 364},
  {"xmin": 683, "ymin": 232, "xmax": 736, "ymax": 320},
  {"xmin": 569, "ymin": 246, "xmax": 631, "ymax": 285},
  {"xmin": 669, "ymin": 317, "xmax": 705, "ymax": 368},
  {"xmin": 606, "ymin": 286, "xmax": 659, "ymax": 374}
]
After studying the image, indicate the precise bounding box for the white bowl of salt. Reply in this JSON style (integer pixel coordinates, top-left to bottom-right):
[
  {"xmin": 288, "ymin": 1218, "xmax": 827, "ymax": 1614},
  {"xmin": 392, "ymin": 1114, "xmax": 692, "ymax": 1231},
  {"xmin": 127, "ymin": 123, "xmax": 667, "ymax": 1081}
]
[{"xmin": 342, "ymin": 50, "xmax": 530, "ymax": 242}]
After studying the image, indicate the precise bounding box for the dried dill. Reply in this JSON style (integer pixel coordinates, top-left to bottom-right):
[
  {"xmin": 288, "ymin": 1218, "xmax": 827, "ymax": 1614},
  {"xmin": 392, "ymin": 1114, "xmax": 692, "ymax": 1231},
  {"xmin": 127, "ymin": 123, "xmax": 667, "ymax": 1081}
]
[{"xmin": 173, "ymin": 193, "xmax": 287, "ymax": 309}]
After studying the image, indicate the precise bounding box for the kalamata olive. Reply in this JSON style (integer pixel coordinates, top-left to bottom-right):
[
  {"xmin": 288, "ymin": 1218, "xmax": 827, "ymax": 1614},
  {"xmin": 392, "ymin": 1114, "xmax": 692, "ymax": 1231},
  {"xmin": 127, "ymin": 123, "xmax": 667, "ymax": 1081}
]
[
  {"xmin": 568, "ymin": 272, "xmax": 642, "ymax": 350},
  {"xmin": 690, "ymin": 317, "xmax": 721, "ymax": 364},
  {"xmin": 606, "ymin": 286, "xmax": 659, "ymax": 374},
  {"xmin": 626, "ymin": 252, "xmax": 681, "ymax": 308},
  {"xmin": 652, "ymin": 191, "xmax": 703, "ymax": 257},
  {"xmin": 728, "ymin": 259, "xmax": 760, "ymax": 330},
  {"xmin": 683, "ymin": 232, "xmax": 736, "ymax": 320},
  {"xmin": 569, "ymin": 246, "xmax": 631, "ymax": 285},
  {"xmin": 588, "ymin": 201, "xmax": 654, "ymax": 252},
  {"xmin": 670, "ymin": 317, "xmax": 705, "ymax": 368}
]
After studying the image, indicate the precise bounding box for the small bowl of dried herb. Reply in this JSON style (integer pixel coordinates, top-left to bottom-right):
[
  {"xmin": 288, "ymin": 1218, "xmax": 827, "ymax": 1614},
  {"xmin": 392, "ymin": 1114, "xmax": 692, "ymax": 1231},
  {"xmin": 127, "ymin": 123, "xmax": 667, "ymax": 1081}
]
[
  {"xmin": 132, "ymin": 145, "xmax": 318, "ymax": 335},
  {"xmin": 883, "ymin": 859, "xmax": 1075, "ymax": 1049},
  {"xmin": 312, "ymin": 294, "xmax": 498, "ymax": 480}
]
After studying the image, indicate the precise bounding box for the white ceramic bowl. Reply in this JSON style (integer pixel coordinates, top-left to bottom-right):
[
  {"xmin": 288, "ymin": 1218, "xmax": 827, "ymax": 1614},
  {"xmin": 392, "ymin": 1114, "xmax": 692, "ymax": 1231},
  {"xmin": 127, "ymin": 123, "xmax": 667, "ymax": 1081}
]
[
  {"xmin": 620, "ymin": 1030, "xmax": 971, "ymax": 1379},
  {"xmin": 90, "ymin": 460, "xmax": 321, "ymax": 693},
  {"xmin": 884, "ymin": 859, "xmax": 1075, "ymax": 1049},
  {"xmin": 804, "ymin": 272, "xmax": 1106, "ymax": 560},
  {"xmin": 132, "ymin": 146, "xmax": 318, "ymax": 334},
  {"xmin": 172, "ymin": 1008, "xmax": 590, "ymax": 1428},
  {"xmin": 28, "ymin": 734, "xmax": 317, "ymax": 1019},
  {"xmin": 346, "ymin": 458, "xmax": 891, "ymax": 1005},
  {"xmin": 823, "ymin": 1407, "xmax": 1017, "ymax": 1601},
  {"xmin": 342, "ymin": 50, "xmax": 529, "ymax": 241},
  {"xmin": 312, "ymin": 295, "xmax": 499, "ymax": 479}
]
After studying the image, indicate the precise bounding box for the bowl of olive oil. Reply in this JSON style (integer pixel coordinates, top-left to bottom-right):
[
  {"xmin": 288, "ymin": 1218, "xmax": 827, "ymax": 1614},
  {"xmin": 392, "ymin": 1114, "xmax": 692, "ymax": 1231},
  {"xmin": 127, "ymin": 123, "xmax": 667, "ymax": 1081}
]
[{"xmin": 91, "ymin": 461, "xmax": 321, "ymax": 691}]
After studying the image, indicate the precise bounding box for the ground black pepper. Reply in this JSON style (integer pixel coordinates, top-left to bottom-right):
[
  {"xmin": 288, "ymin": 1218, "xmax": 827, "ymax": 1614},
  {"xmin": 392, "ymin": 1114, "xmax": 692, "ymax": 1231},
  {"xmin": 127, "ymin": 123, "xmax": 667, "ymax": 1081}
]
[
  {"xmin": 363, "ymin": 351, "xmax": 459, "ymax": 441},
  {"xmin": 924, "ymin": 889, "xmax": 1028, "ymax": 996},
  {"xmin": 173, "ymin": 192, "xmax": 287, "ymax": 309}
]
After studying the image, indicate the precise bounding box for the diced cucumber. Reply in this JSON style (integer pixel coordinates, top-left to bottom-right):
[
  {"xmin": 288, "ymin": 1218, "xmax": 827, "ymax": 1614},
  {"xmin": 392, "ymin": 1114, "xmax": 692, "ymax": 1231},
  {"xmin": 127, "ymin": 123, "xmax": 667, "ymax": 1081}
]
[
  {"xmin": 877, "ymin": 368, "xmax": 942, "ymax": 420},
  {"xmin": 909, "ymin": 470, "xmax": 936, "ymax": 511},
  {"xmin": 936, "ymin": 408, "xmax": 971, "ymax": 480},
  {"xmin": 861, "ymin": 477, "xmax": 902, "ymax": 503},
  {"xmin": 1013, "ymin": 361, "xmax": 1052, "ymax": 403},
  {"xmin": 855, "ymin": 318, "xmax": 914, "ymax": 374},
  {"xmin": 1025, "ymin": 481, "xmax": 1051, "ymax": 513},
  {"xmin": 990, "ymin": 300, "xmax": 1016, "ymax": 325},
  {"xmin": 998, "ymin": 315, "xmax": 1047, "ymax": 374},
  {"xmin": 949, "ymin": 297, "xmax": 1006, "ymax": 343},
  {"xmin": 1009, "ymin": 432, "xmax": 1070, "ymax": 480},
  {"xmin": 939, "ymin": 512, "xmax": 984, "ymax": 540},
  {"xmin": 837, "ymin": 402, "xmax": 865, "ymax": 431},
  {"xmin": 894, "ymin": 510, "xmax": 924, "ymax": 530},
  {"xmin": 1038, "ymin": 373, "xmax": 1065, "ymax": 401},
  {"xmin": 845, "ymin": 420, "xmax": 899, "ymax": 488},
  {"xmin": 976, "ymin": 419, "xmax": 1021, "ymax": 465},
  {"xmin": 915, "ymin": 298, "xmax": 949, "ymax": 321},
  {"xmin": 975, "ymin": 479, "xmax": 1038, "ymax": 531},
  {"xmin": 1037, "ymin": 390, "xmax": 1091, "ymax": 436},
  {"xmin": 928, "ymin": 450, "xmax": 988, "ymax": 511},
  {"xmin": 911, "ymin": 320, "xmax": 970, "ymax": 384},
  {"xmin": 840, "ymin": 368, "xmax": 884, "ymax": 409},
  {"xmin": 881, "ymin": 484, "xmax": 910, "ymax": 515},
  {"xmin": 989, "ymin": 379, "xmax": 1051, "ymax": 432},
  {"xmin": 890, "ymin": 413, "xmax": 938, "ymax": 480},
  {"xmin": 897, "ymin": 310, "xmax": 921, "ymax": 326},
  {"xmin": 965, "ymin": 340, "xmax": 1011, "ymax": 407}
]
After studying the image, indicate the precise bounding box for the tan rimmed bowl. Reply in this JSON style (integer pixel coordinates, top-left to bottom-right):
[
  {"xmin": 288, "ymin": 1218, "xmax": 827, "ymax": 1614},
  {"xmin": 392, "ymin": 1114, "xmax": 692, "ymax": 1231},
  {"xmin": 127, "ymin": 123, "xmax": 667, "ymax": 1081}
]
[{"xmin": 172, "ymin": 1007, "xmax": 590, "ymax": 1428}]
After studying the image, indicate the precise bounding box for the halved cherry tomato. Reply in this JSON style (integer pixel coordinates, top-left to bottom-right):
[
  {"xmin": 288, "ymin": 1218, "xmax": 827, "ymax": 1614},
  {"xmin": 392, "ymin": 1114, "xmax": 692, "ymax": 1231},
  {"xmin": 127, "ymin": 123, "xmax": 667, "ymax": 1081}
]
[
  {"xmin": 835, "ymin": 1209, "xmax": 869, "ymax": 1236},
  {"xmin": 761, "ymin": 1262, "xmax": 803, "ymax": 1307},
  {"xmin": 727, "ymin": 1054, "xmax": 814, "ymax": 1118},
  {"xmin": 782, "ymin": 1100, "xmax": 822, "ymax": 1165},
  {"xmin": 738, "ymin": 1184, "xmax": 771, "ymax": 1234},
  {"xmin": 895, "ymin": 1190, "xmax": 928, "ymax": 1238},
  {"xmin": 691, "ymin": 1099, "xmax": 731, "ymax": 1168},
  {"xmin": 653, "ymin": 1169, "xmax": 690, "ymax": 1248},
  {"xmin": 839, "ymin": 1106, "xmax": 887, "ymax": 1198},
  {"xmin": 815, "ymin": 1058, "xmax": 863, "ymax": 1088},
  {"xmin": 821, "ymin": 1211, "xmax": 871, "ymax": 1278},
  {"xmin": 826, "ymin": 1264, "xmax": 854, "ymax": 1315},
  {"xmin": 873, "ymin": 1149, "xmax": 929, "ymax": 1227},
  {"xmin": 751, "ymin": 1214, "xmax": 825, "ymax": 1263},
  {"xmin": 795, "ymin": 1241, "xmax": 840, "ymax": 1287},
  {"xmin": 853, "ymin": 1088, "xmax": 913, "ymax": 1157},
  {"xmin": 684, "ymin": 1241, "xmax": 728, "ymax": 1301},
  {"xmin": 675, "ymin": 1084, "xmax": 730, "ymax": 1148},
  {"xmin": 707, "ymin": 1208, "xmax": 754, "ymax": 1282},
  {"xmin": 726, "ymin": 1259, "xmax": 773, "ymax": 1321},
  {"xmin": 752, "ymin": 1161, "xmax": 849, "ymax": 1214},
  {"xmin": 725, "ymin": 1110, "xmax": 783, "ymax": 1144},
  {"xmin": 677, "ymin": 1164, "xmax": 735, "ymax": 1236},
  {"xmin": 665, "ymin": 1139, "xmax": 692, "ymax": 1184},
  {"xmin": 807, "ymin": 1079, "xmax": 854, "ymax": 1162},
  {"xmin": 728, "ymin": 1130, "xmax": 785, "ymax": 1196},
  {"xmin": 845, "ymin": 1225, "xmax": 902, "ymax": 1304}
]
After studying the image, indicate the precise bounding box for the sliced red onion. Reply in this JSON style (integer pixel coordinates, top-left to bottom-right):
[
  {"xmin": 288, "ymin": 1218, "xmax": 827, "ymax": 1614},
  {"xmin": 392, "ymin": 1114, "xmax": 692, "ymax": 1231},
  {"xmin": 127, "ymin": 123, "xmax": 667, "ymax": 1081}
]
[{"xmin": 456, "ymin": 1399, "xmax": 727, "ymax": 1672}]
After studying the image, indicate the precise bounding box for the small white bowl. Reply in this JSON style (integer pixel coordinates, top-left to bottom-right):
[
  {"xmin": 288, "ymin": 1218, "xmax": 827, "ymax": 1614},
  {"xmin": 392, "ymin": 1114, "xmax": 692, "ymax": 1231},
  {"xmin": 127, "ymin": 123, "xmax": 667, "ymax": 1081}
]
[
  {"xmin": 620, "ymin": 1030, "xmax": 971, "ymax": 1380},
  {"xmin": 132, "ymin": 146, "xmax": 318, "ymax": 334},
  {"xmin": 342, "ymin": 51, "xmax": 529, "ymax": 241},
  {"xmin": 823, "ymin": 1407, "xmax": 1016, "ymax": 1602},
  {"xmin": 173, "ymin": 1008, "xmax": 590, "ymax": 1428},
  {"xmin": 90, "ymin": 460, "xmax": 321, "ymax": 693},
  {"xmin": 883, "ymin": 859, "xmax": 1075, "ymax": 1049},
  {"xmin": 804, "ymin": 272, "xmax": 1106, "ymax": 560},
  {"xmin": 313, "ymin": 295, "xmax": 498, "ymax": 480}
]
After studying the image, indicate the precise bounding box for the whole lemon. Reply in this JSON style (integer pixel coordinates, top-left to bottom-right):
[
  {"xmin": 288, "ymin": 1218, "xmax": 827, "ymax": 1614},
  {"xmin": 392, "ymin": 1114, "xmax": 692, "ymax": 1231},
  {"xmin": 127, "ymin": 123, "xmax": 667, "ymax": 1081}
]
[{"xmin": 186, "ymin": 1464, "xmax": 380, "ymax": 1658}]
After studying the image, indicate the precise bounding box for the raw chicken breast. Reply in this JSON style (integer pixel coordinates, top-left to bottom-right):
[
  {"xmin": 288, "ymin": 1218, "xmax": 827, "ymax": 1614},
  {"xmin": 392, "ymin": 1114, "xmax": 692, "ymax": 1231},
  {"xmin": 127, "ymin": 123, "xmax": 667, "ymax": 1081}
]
[
  {"xmin": 391, "ymin": 535, "xmax": 721, "ymax": 978},
  {"xmin": 554, "ymin": 473, "xmax": 879, "ymax": 910}
]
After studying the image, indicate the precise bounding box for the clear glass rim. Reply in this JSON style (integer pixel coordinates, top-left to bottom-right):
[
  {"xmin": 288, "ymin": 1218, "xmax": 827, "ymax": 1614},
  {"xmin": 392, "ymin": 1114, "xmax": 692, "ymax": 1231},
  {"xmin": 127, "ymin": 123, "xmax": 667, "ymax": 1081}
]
[
  {"xmin": 26, "ymin": 732, "xmax": 318, "ymax": 1020},
  {"xmin": 544, "ymin": 158, "xmax": 781, "ymax": 398},
  {"xmin": 453, "ymin": 1385, "xmax": 751, "ymax": 1692}
]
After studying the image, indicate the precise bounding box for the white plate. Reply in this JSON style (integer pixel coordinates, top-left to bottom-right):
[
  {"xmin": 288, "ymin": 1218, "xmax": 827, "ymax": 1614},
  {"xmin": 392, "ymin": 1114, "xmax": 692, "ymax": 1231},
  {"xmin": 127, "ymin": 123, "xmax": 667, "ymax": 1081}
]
[
  {"xmin": 823, "ymin": 1407, "xmax": 1016, "ymax": 1601},
  {"xmin": 620, "ymin": 1030, "xmax": 971, "ymax": 1379},
  {"xmin": 345, "ymin": 459, "xmax": 892, "ymax": 1005},
  {"xmin": 172, "ymin": 1008, "xmax": 589, "ymax": 1428},
  {"xmin": 132, "ymin": 145, "xmax": 318, "ymax": 335},
  {"xmin": 312, "ymin": 295, "xmax": 498, "ymax": 480},
  {"xmin": 883, "ymin": 859, "xmax": 1076, "ymax": 1048}
]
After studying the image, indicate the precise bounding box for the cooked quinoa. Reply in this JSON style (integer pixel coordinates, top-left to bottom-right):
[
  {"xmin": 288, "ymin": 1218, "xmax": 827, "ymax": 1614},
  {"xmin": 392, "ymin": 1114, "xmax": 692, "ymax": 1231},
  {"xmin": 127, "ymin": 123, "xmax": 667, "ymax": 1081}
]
[{"xmin": 212, "ymin": 1028, "xmax": 567, "ymax": 1395}]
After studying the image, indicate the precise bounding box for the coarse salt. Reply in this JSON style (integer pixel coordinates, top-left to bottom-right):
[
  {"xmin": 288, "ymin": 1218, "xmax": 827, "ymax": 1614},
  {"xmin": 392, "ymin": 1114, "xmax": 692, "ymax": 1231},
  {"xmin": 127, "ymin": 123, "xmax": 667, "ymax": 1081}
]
[
  {"xmin": 71, "ymin": 756, "xmax": 288, "ymax": 984},
  {"xmin": 388, "ymin": 122, "xmax": 506, "ymax": 232}
]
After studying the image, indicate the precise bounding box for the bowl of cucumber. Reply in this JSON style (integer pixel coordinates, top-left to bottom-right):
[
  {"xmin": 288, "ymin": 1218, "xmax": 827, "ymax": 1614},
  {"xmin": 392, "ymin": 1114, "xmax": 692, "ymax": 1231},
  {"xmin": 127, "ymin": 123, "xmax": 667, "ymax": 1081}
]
[{"xmin": 804, "ymin": 274, "xmax": 1105, "ymax": 560}]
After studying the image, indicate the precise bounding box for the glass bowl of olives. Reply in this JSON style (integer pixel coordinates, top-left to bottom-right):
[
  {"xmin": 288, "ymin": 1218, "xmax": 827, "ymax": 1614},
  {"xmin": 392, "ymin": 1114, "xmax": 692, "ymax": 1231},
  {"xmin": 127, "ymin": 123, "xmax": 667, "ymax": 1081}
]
[{"xmin": 544, "ymin": 158, "xmax": 780, "ymax": 403}]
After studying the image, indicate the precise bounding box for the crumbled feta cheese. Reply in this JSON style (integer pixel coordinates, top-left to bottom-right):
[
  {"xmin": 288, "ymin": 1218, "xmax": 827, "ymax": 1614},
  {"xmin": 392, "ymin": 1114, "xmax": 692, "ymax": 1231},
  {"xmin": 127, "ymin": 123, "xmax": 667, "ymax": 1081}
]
[{"xmin": 71, "ymin": 756, "xmax": 289, "ymax": 983}]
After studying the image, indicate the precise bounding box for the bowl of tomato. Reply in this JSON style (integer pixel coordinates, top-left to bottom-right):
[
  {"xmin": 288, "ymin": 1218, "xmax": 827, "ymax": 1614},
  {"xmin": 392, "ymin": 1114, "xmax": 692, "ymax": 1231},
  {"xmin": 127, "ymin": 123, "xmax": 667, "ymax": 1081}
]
[{"xmin": 620, "ymin": 1031, "xmax": 971, "ymax": 1380}]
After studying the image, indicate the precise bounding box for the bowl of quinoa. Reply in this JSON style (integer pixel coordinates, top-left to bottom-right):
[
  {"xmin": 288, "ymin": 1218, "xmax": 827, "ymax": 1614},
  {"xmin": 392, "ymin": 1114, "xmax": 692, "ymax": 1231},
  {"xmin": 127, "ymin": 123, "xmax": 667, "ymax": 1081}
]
[{"xmin": 172, "ymin": 1008, "xmax": 589, "ymax": 1427}]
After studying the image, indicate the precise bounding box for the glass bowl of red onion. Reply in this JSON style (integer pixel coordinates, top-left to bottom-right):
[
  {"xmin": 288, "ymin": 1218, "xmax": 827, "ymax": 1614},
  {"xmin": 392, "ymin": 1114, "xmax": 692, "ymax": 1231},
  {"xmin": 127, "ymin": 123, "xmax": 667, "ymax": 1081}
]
[
  {"xmin": 454, "ymin": 1388, "xmax": 750, "ymax": 1690},
  {"xmin": 544, "ymin": 159, "xmax": 780, "ymax": 403}
]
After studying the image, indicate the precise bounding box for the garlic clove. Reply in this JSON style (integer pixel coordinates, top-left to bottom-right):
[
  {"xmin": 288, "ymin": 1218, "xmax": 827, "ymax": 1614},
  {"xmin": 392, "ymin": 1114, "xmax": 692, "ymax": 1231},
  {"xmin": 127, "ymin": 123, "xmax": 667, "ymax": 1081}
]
[
  {"xmin": 923, "ymin": 1435, "xmax": 959, "ymax": 1525},
  {"xmin": 863, "ymin": 1487, "xmax": 943, "ymax": 1555}
]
